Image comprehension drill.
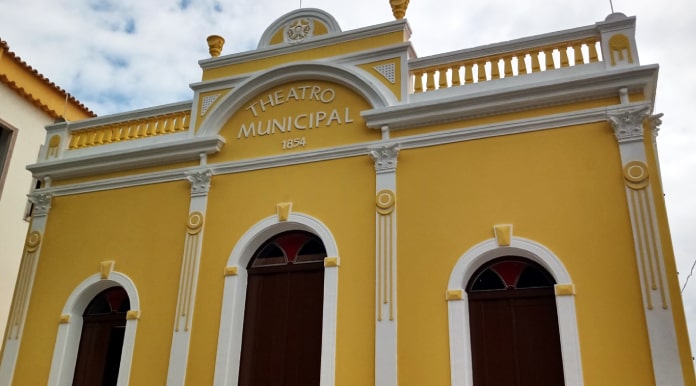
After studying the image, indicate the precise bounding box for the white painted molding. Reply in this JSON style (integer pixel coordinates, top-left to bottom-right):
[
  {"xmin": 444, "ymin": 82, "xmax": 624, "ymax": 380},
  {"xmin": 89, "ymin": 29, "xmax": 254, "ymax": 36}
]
[
  {"xmin": 0, "ymin": 213, "xmax": 50, "ymax": 386},
  {"xmin": 446, "ymin": 237, "xmax": 583, "ymax": 386},
  {"xmin": 167, "ymin": 175, "xmax": 211, "ymax": 386},
  {"xmin": 213, "ymin": 213, "xmax": 339, "ymax": 386},
  {"xmin": 28, "ymin": 135, "xmax": 225, "ymax": 180},
  {"xmin": 373, "ymin": 157, "xmax": 398, "ymax": 386},
  {"xmin": 608, "ymin": 105, "xmax": 686, "ymax": 386},
  {"xmin": 47, "ymin": 272, "xmax": 140, "ymax": 386}
]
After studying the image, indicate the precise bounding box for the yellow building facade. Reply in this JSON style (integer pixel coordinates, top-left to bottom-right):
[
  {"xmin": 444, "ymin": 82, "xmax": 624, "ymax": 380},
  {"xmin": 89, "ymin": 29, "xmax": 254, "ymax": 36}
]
[{"xmin": 1, "ymin": 5, "xmax": 694, "ymax": 386}]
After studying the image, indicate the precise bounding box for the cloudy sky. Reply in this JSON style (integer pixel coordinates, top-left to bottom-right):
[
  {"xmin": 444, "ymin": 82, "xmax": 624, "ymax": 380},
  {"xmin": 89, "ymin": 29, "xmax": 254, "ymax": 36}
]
[{"xmin": 2, "ymin": 0, "xmax": 695, "ymax": 352}]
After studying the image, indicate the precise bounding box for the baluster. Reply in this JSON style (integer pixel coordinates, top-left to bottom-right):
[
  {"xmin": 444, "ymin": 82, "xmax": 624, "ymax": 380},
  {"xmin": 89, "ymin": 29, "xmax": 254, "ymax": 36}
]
[
  {"xmin": 573, "ymin": 43, "xmax": 583, "ymax": 65},
  {"xmin": 491, "ymin": 58, "xmax": 501, "ymax": 79},
  {"xmin": 451, "ymin": 64, "xmax": 462, "ymax": 86},
  {"xmin": 160, "ymin": 116, "xmax": 172, "ymax": 133},
  {"xmin": 103, "ymin": 126, "xmax": 114, "ymax": 143},
  {"xmin": 413, "ymin": 71, "xmax": 424, "ymax": 93},
  {"xmin": 425, "ymin": 70, "xmax": 436, "ymax": 91},
  {"xmin": 477, "ymin": 61, "xmax": 487, "ymax": 82},
  {"xmin": 588, "ymin": 40, "xmax": 599, "ymax": 62},
  {"xmin": 68, "ymin": 133, "xmax": 80, "ymax": 150},
  {"xmin": 531, "ymin": 51, "xmax": 541, "ymax": 73},
  {"xmin": 438, "ymin": 67, "xmax": 449, "ymax": 89},
  {"xmin": 140, "ymin": 121, "xmax": 150, "ymax": 137},
  {"xmin": 544, "ymin": 48, "xmax": 554, "ymax": 70},
  {"xmin": 122, "ymin": 124, "xmax": 133, "ymax": 140},
  {"xmin": 100, "ymin": 129, "xmax": 109, "ymax": 144},
  {"xmin": 76, "ymin": 133, "xmax": 87, "ymax": 148},
  {"xmin": 148, "ymin": 119, "xmax": 159, "ymax": 136},
  {"xmin": 77, "ymin": 131, "xmax": 88, "ymax": 148},
  {"xmin": 174, "ymin": 116, "xmax": 185, "ymax": 132},
  {"xmin": 464, "ymin": 63, "xmax": 473, "ymax": 84},
  {"xmin": 503, "ymin": 56, "xmax": 513, "ymax": 77},
  {"xmin": 94, "ymin": 128, "xmax": 105, "ymax": 144},
  {"xmin": 516, "ymin": 53, "xmax": 528, "ymax": 75},
  {"xmin": 88, "ymin": 130, "xmax": 99, "ymax": 147},
  {"xmin": 182, "ymin": 114, "xmax": 191, "ymax": 130},
  {"xmin": 134, "ymin": 121, "xmax": 146, "ymax": 138},
  {"xmin": 560, "ymin": 46, "xmax": 570, "ymax": 67},
  {"xmin": 152, "ymin": 118, "xmax": 162, "ymax": 135}
]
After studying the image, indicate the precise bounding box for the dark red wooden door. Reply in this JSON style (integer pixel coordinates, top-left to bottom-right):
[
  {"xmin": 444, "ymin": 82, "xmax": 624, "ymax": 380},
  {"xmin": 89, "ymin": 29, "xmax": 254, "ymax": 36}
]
[
  {"xmin": 72, "ymin": 287, "xmax": 129, "ymax": 386},
  {"xmin": 239, "ymin": 232, "xmax": 325, "ymax": 386},
  {"xmin": 468, "ymin": 259, "xmax": 565, "ymax": 386}
]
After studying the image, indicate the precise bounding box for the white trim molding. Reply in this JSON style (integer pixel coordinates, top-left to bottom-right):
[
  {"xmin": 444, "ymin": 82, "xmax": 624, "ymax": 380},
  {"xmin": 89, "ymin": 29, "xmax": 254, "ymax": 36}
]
[
  {"xmin": 213, "ymin": 213, "xmax": 339, "ymax": 386},
  {"xmin": 46, "ymin": 271, "xmax": 140, "ymax": 386},
  {"xmin": 446, "ymin": 236, "xmax": 584, "ymax": 386},
  {"xmin": 370, "ymin": 143, "xmax": 399, "ymax": 386},
  {"xmin": 0, "ymin": 194, "xmax": 52, "ymax": 386},
  {"xmin": 607, "ymin": 103, "xmax": 685, "ymax": 386},
  {"xmin": 166, "ymin": 170, "xmax": 212, "ymax": 386}
]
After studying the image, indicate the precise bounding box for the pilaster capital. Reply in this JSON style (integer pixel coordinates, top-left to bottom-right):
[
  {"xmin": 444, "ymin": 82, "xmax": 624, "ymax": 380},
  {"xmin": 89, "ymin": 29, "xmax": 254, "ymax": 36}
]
[
  {"xmin": 29, "ymin": 192, "xmax": 53, "ymax": 217},
  {"xmin": 369, "ymin": 143, "xmax": 400, "ymax": 174},
  {"xmin": 607, "ymin": 105, "xmax": 651, "ymax": 143},
  {"xmin": 186, "ymin": 170, "xmax": 212, "ymax": 197}
]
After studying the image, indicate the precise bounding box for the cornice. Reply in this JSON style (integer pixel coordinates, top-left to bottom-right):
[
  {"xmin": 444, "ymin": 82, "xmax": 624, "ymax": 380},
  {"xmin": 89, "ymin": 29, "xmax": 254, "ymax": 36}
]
[
  {"xmin": 39, "ymin": 104, "xmax": 633, "ymax": 197},
  {"xmin": 362, "ymin": 64, "xmax": 658, "ymax": 130},
  {"xmin": 27, "ymin": 135, "xmax": 225, "ymax": 180}
]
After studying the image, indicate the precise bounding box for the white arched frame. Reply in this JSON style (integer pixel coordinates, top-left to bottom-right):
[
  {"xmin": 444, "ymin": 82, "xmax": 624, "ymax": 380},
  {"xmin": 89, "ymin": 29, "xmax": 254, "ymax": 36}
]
[
  {"xmin": 213, "ymin": 212, "xmax": 339, "ymax": 386},
  {"xmin": 447, "ymin": 237, "xmax": 584, "ymax": 386},
  {"xmin": 47, "ymin": 271, "xmax": 140, "ymax": 386}
]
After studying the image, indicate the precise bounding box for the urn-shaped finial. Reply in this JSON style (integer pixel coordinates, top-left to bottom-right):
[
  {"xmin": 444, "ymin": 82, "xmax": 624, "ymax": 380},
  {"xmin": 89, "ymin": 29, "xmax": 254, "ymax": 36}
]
[
  {"xmin": 206, "ymin": 35, "xmax": 225, "ymax": 58},
  {"xmin": 390, "ymin": 0, "xmax": 409, "ymax": 20}
]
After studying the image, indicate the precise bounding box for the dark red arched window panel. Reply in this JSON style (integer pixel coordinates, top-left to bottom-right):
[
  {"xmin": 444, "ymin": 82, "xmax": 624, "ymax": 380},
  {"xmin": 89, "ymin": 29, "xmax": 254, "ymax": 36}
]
[
  {"xmin": 468, "ymin": 257, "xmax": 556, "ymax": 292},
  {"xmin": 250, "ymin": 231, "xmax": 326, "ymax": 268}
]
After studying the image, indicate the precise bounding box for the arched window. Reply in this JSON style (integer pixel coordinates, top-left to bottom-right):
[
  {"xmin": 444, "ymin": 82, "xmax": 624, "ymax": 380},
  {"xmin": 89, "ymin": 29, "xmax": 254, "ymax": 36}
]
[
  {"xmin": 238, "ymin": 231, "xmax": 326, "ymax": 386},
  {"xmin": 467, "ymin": 257, "xmax": 564, "ymax": 386},
  {"xmin": 72, "ymin": 286, "xmax": 130, "ymax": 386}
]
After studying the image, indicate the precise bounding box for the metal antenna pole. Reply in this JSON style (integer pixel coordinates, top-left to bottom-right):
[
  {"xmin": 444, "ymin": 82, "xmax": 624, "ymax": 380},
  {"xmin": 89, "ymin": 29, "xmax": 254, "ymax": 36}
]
[{"xmin": 609, "ymin": 0, "xmax": 615, "ymax": 13}]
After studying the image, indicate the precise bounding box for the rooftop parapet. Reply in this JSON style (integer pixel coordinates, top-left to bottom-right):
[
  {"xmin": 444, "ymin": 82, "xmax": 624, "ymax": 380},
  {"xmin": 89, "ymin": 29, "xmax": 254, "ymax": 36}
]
[{"xmin": 409, "ymin": 13, "xmax": 638, "ymax": 93}]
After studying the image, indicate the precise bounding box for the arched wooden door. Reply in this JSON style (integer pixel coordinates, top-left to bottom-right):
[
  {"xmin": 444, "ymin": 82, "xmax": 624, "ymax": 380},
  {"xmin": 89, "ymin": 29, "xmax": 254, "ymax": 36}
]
[
  {"xmin": 467, "ymin": 257, "xmax": 564, "ymax": 386},
  {"xmin": 239, "ymin": 231, "xmax": 326, "ymax": 386},
  {"xmin": 72, "ymin": 286, "xmax": 130, "ymax": 386}
]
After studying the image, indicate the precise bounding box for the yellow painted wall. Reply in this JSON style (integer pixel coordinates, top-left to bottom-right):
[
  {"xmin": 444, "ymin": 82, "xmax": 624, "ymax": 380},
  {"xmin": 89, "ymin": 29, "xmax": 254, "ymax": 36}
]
[
  {"xmin": 185, "ymin": 156, "xmax": 377, "ymax": 385},
  {"xmin": 12, "ymin": 181, "xmax": 190, "ymax": 385},
  {"xmin": 396, "ymin": 122, "xmax": 655, "ymax": 385}
]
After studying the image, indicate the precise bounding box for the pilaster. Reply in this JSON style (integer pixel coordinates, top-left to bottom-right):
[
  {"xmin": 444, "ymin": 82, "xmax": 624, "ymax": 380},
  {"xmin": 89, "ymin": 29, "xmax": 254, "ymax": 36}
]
[
  {"xmin": 369, "ymin": 143, "xmax": 399, "ymax": 386},
  {"xmin": 0, "ymin": 192, "xmax": 52, "ymax": 386},
  {"xmin": 166, "ymin": 170, "xmax": 212, "ymax": 386},
  {"xmin": 607, "ymin": 105, "xmax": 684, "ymax": 386}
]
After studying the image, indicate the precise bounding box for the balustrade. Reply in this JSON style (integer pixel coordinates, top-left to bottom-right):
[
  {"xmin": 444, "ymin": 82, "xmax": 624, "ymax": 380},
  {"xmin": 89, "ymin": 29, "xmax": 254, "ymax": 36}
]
[
  {"xmin": 68, "ymin": 111, "xmax": 191, "ymax": 149},
  {"xmin": 411, "ymin": 38, "xmax": 601, "ymax": 93}
]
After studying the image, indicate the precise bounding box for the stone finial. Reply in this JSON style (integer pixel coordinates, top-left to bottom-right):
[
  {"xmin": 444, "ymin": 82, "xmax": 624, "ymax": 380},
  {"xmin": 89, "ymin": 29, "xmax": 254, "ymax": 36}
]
[
  {"xmin": 390, "ymin": 0, "xmax": 409, "ymax": 20},
  {"xmin": 206, "ymin": 35, "xmax": 225, "ymax": 58}
]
